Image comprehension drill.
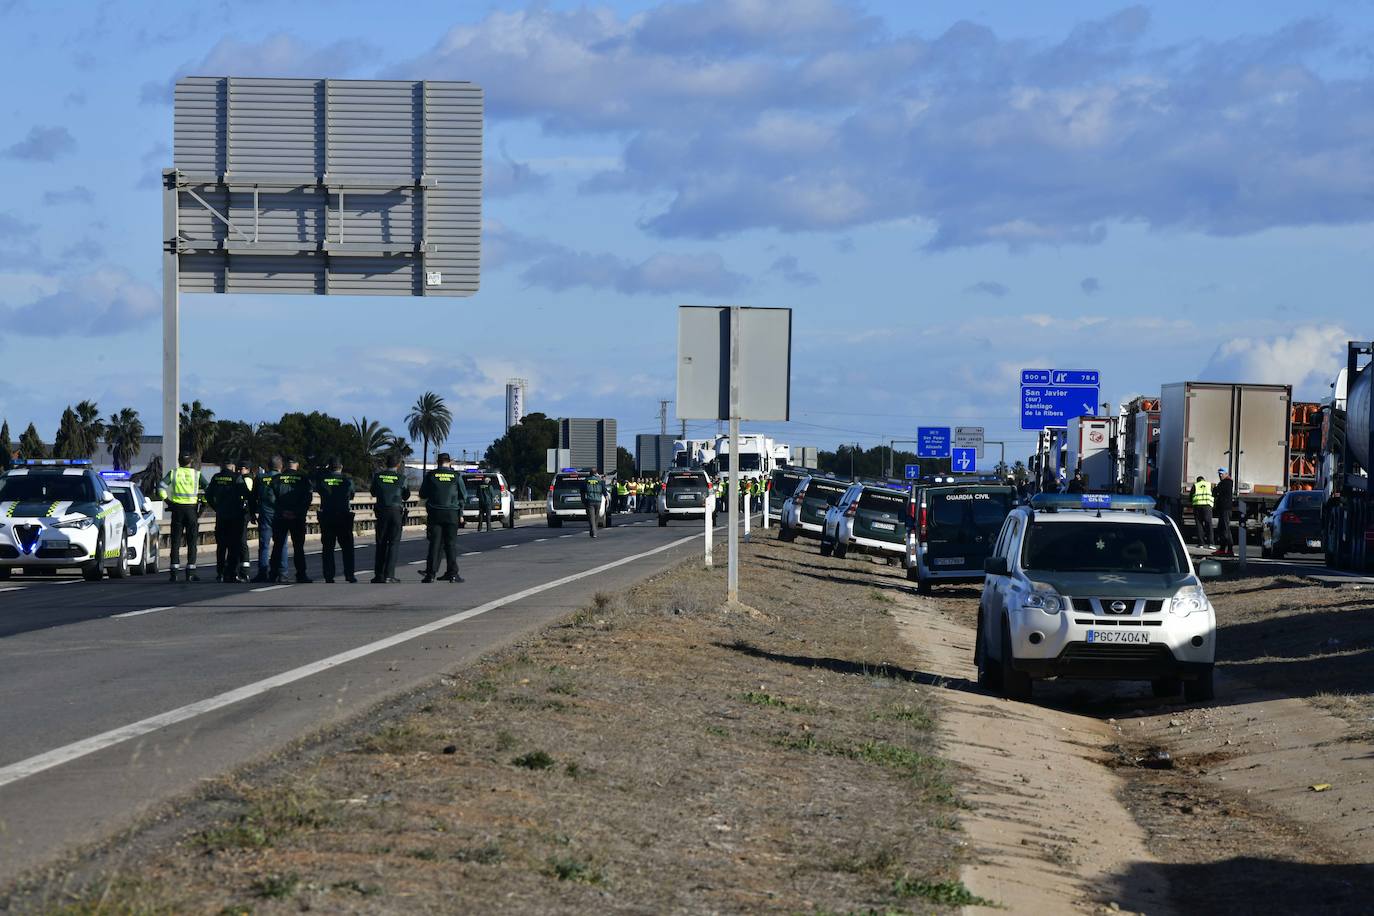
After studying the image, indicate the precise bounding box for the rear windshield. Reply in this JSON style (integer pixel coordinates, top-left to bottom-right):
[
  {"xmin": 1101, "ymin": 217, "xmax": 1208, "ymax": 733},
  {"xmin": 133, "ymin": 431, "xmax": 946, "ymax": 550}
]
[
  {"xmin": 1022, "ymin": 521, "xmax": 1187, "ymax": 574},
  {"xmin": 858, "ymin": 489, "xmax": 905, "ymax": 512},
  {"xmin": 1286, "ymin": 491, "xmax": 1323, "ymax": 509},
  {"xmin": 805, "ymin": 480, "xmax": 848, "ymax": 501},
  {"xmin": 927, "ymin": 490, "xmax": 1012, "ymax": 537},
  {"xmin": 552, "ymin": 477, "xmax": 585, "ymax": 491},
  {"xmin": 0, "ymin": 473, "xmax": 98, "ymax": 503},
  {"xmin": 771, "ymin": 472, "xmax": 806, "ymax": 499},
  {"xmin": 719, "ymin": 454, "xmax": 761, "ymax": 472},
  {"xmin": 666, "ymin": 473, "xmax": 707, "ymax": 490}
]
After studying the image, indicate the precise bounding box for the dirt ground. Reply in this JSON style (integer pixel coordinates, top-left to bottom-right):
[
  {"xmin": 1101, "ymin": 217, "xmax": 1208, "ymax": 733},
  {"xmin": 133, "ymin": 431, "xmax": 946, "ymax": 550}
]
[{"xmin": 7, "ymin": 535, "xmax": 979, "ymax": 915}]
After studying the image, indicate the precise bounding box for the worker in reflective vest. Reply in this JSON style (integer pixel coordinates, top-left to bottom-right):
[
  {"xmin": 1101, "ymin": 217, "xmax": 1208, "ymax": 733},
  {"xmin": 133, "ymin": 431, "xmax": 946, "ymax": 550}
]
[
  {"xmin": 1191, "ymin": 476, "xmax": 1214, "ymax": 548},
  {"xmin": 158, "ymin": 453, "xmax": 207, "ymax": 583}
]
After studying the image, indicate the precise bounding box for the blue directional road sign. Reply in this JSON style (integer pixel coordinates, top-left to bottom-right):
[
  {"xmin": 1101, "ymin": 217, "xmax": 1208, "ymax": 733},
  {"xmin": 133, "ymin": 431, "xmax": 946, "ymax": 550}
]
[
  {"xmin": 1020, "ymin": 369, "xmax": 1051, "ymax": 386},
  {"xmin": 1050, "ymin": 369, "xmax": 1100, "ymax": 387},
  {"xmin": 904, "ymin": 463, "xmax": 921, "ymax": 480},
  {"xmin": 916, "ymin": 427, "xmax": 951, "ymax": 458},
  {"xmin": 951, "ymin": 447, "xmax": 977, "ymax": 473},
  {"xmin": 1021, "ymin": 385, "xmax": 1101, "ymax": 430}
]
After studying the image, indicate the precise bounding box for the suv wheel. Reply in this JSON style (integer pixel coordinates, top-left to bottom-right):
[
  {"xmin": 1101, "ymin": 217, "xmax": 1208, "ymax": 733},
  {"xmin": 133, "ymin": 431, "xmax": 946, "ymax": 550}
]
[
  {"xmin": 916, "ymin": 575, "xmax": 932, "ymax": 595},
  {"xmin": 778, "ymin": 524, "xmax": 795, "ymax": 542},
  {"xmin": 109, "ymin": 534, "xmax": 130, "ymax": 579},
  {"xmin": 1184, "ymin": 665, "xmax": 1215, "ymax": 703},
  {"xmin": 82, "ymin": 535, "xmax": 105, "ymax": 582},
  {"xmin": 657, "ymin": 515, "xmax": 668, "ymax": 527},
  {"xmin": 975, "ymin": 614, "xmax": 1002, "ymax": 690},
  {"xmin": 833, "ymin": 540, "xmax": 848, "ymax": 559},
  {"xmin": 548, "ymin": 516, "xmax": 562, "ymax": 528},
  {"xmin": 819, "ymin": 537, "xmax": 834, "ymax": 557},
  {"xmin": 0, "ymin": 567, "xmax": 10, "ymax": 581},
  {"xmin": 504, "ymin": 510, "xmax": 514, "ymax": 529},
  {"xmin": 999, "ymin": 619, "xmax": 1032, "ymax": 701}
]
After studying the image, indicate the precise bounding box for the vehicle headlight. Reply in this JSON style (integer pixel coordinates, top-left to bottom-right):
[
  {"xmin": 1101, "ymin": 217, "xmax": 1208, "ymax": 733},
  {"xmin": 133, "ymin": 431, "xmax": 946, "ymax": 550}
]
[
  {"xmin": 1024, "ymin": 589, "xmax": 1064, "ymax": 614},
  {"xmin": 54, "ymin": 516, "xmax": 96, "ymax": 530},
  {"xmin": 1170, "ymin": 585, "xmax": 1210, "ymax": 617}
]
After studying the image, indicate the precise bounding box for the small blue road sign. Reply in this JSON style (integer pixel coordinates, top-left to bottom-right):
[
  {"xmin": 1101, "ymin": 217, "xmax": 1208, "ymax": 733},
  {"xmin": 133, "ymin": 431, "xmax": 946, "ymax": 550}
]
[
  {"xmin": 916, "ymin": 427, "xmax": 951, "ymax": 458},
  {"xmin": 904, "ymin": 464, "xmax": 921, "ymax": 480},
  {"xmin": 952, "ymin": 447, "xmax": 977, "ymax": 473}
]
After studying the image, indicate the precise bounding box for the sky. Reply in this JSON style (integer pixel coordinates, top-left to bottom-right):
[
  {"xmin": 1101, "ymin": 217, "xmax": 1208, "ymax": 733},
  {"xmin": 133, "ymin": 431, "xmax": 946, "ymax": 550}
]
[{"xmin": 3, "ymin": 0, "xmax": 1374, "ymax": 467}]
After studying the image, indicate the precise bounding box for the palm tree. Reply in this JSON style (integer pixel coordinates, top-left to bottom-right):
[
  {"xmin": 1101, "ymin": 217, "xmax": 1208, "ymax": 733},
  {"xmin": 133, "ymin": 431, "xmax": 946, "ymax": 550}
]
[
  {"xmin": 351, "ymin": 416, "xmax": 393, "ymax": 459},
  {"xmin": 104, "ymin": 408, "xmax": 145, "ymax": 471},
  {"xmin": 405, "ymin": 392, "xmax": 452, "ymax": 471},
  {"xmin": 384, "ymin": 434, "xmax": 414, "ymax": 464},
  {"xmin": 179, "ymin": 400, "xmax": 216, "ymax": 463},
  {"xmin": 75, "ymin": 400, "xmax": 103, "ymax": 458},
  {"xmin": 224, "ymin": 421, "xmax": 280, "ymax": 470}
]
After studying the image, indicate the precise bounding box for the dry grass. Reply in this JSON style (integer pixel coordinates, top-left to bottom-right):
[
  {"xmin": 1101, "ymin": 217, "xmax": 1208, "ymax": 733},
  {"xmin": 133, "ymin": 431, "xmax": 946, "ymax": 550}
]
[{"xmin": 11, "ymin": 535, "xmax": 968, "ymax": 914}]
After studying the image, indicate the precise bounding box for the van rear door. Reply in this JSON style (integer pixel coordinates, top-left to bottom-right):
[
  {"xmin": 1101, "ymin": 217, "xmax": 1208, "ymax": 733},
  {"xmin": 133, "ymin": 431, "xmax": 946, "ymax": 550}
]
[{"xmin": 921, "ymin": 487, "xmax": 1015, "ymax": 573}]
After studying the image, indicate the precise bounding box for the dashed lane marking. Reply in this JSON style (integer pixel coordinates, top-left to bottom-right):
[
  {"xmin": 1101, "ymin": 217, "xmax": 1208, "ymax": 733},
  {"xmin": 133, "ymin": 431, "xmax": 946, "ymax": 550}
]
[
  {"xmin": 462, "ymin": 551, "xmax": 480, "ymax": 557},
  {"xmin": 250, "ymin": 584, "xmax": 292, "ymax": 593},
  {"xmin": 113, "ymin": 606, "xmax": 176, "ymax": 619},
  {"xmin": 499, "ymin": 545, "xmax": 517, "ymax": 550}
]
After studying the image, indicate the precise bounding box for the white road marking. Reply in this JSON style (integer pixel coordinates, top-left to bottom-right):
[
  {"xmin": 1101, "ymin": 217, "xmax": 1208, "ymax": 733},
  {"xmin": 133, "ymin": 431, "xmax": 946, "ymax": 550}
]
[
  {"xmin": 407, "ymin": 560, "xmax": 425, "ymax": 565},
  {"xmin": 0, "ymin": 531, "xmax": 703, "ymax": 789},
  {"xmin": 0, "ymin": 586, "xmax": 25, "ymax": 594},
  {"xmin": 499, "ymin": 545, "xmax": 517, "ymax": 550},
  {"xmin": 250, "ymin": 584, "xmax": 291, "ymax": 593},
  {"xmin": 113, "ymin": 606, "xmax": 175, "ymax": 619},
  {"xmin": 534, "ymin": 538, "xmax": 548, "ymax": 543},
  {"xmin": 462, "ymin": 551, "xmax": 480, "ymax": 557},
  {"xmin": 559, "ymin": 534, "xmax": 574, "ymax": 538}
]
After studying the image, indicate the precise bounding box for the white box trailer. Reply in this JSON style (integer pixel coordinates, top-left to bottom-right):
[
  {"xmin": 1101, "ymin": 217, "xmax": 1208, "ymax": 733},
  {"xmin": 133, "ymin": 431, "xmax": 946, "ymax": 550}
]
[
  {"xmin": 1066, "ymin": 416, "xmax": 1115, "ymax": 491},
  {"xmin": 1158, "ymin": 382, "xmax": 1291, "ymax": 530}
]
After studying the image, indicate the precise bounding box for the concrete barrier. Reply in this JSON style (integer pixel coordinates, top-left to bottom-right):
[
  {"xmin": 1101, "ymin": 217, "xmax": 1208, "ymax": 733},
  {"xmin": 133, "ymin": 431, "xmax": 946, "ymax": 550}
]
[{"xmin": 158, "ymin": 498, "xmax": 547, "ymax": 550}]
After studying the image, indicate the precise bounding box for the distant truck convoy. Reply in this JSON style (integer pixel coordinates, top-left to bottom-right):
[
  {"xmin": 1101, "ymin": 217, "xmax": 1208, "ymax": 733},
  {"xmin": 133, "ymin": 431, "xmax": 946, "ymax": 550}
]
[
  {"xmin": 1065, "ymin": 415, "xmax": 1114, "ymax": 491},
  {"xmin": 1320, "ymin": 341, "xmax": 1374, "ymax": 570},
  {"xmin": 1157, "ymin": 381, "xmax": 1292, "ymax": 535}
]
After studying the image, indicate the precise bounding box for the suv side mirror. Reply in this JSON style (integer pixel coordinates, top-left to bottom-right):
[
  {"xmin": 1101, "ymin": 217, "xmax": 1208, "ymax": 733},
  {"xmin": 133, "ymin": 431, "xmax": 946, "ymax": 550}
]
[
  {"xmin": 1197, "ymin": 559, "xmax": 1223, "ymax": 580},
  {"xmin": 984, "ymin": 556, "xmax": 1009, "ymax": 577}
]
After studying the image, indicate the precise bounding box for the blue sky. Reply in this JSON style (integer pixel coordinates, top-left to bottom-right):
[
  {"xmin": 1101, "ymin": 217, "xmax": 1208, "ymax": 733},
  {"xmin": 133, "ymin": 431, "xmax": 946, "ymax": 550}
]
[{"xmin": 3, "ymin": 0, "xmax": 1374, "ymax": 466}]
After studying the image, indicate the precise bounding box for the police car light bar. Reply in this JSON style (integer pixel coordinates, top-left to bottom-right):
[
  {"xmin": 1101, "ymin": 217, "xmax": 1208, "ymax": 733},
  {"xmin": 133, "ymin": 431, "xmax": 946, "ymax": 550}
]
[
  {"xmin": 1029, "ymin": 493, "xmax": 1156, "ymax": 511},
  {"xmin": 18, "ymin": 458, "xmax": 92, "ymax": 466},
  {"xmin": 99, "ymin": 470, "xmax": 132, "ymax": 480}
]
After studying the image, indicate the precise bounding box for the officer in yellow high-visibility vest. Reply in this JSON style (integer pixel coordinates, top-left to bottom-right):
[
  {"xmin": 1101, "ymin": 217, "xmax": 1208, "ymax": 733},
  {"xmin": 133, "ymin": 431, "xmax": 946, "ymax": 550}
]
[
  {"xmin": 1190, "ymin": 475, "xmax": 1214, "ymax": 548},
  {"xmin": 159, "ymin": 452, "xmax": 208, "ymax": 582}
]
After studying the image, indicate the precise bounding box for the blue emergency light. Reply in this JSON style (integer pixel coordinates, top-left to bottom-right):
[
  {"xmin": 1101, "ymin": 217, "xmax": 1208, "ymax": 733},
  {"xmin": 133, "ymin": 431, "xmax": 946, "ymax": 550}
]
[
  {"xmin": 18, "ymin": 458, "xmax": 91, "ymax": 467},
  {"xmin": 99, "ymin": 470, "xmax": 131, "ymax": 480},
  {"xmin": 1029, "ymin": 493, "xmax": 1156, "ymax": 512}
]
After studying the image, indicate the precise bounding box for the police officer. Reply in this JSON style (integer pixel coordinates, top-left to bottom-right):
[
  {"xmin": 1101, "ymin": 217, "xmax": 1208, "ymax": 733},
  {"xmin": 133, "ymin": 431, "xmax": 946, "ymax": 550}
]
[
  {"xmin": 477, "ymin": 475, "xmax": 495, "ymax": 532},
  {"xmin": 1191, "ymin": 474, "xmax": 1214, "ymax": 548},
  {"xmin": 237, "ymin": 463, "xmax": 255, "ymax": 581},
  {"xmin": 159, "ymin": 452, "xmax": 207, "ymax": 582},
  {"xmin": 251, "ymin": 457, "xmax": 282, "ymax": 583},
  {"xmin": 370, "ymin": 455, "xmax": 409, "ymax": 583},
  {"xmin": 420, "ymin": 452, "xmax": 465, "ymax": 583},
  {"xmin": 269, "ymin": 457, "xmax": 314, "ymax": 583},
  {"xmin": 206, "ymin": 459, "xmax": 251, "ymax": 582},
  {"xmin": 1213, "ymin": 468, "xmax": 1235, "ymax": 557},
  {"xmin": 580, "ymin": 473, "xmax": 604, "ymax": 538},
  {"xmin": 317, "ymin": 457, "xmax": 357, "ymax": 583}
]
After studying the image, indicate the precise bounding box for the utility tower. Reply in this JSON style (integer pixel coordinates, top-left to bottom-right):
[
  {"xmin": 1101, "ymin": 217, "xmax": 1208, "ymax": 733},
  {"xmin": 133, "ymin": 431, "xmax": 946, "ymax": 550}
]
[{"xmin": 658, "ymin": 400, "xmax": 671, "ymax": 436}]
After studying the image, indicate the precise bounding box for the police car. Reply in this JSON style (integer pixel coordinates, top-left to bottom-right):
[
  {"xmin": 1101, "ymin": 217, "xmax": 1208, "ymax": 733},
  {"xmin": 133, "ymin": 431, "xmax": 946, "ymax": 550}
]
[
  {"xmin": 461, "ymin": 469, "xmax": 515, "ymax": 528},
  {"xmin": 0, "ymin": 460, "xmax": 129, "ymax": 581},
  {"xmin": 819, "ymin": 482, "xmax": 908, "ymax": 561},
  {"xmin": 546, "ymin": 469, "xmax": 610, "ymax": 528},
  {"xmin": 977, "ymin": 493, "xmax": 1221, "ymax": 703},
  {"xmin": 102, "ymin": 471, "xmax": 161, "ymax": 575},
  {"xmin": 657, "ymin": 469, "xmax": 715, "ymax": 526},
  {"xmin": 905, "ymin": 484, "xmax": 1017, "ymax": 593},
  {"xmin": 778, "ymin": 475, "xmax": 850, "ymax": 541}
]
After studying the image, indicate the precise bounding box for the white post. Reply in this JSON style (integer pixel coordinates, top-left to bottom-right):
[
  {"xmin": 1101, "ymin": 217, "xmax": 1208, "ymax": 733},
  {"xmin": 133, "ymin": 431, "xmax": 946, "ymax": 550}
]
[
  {"xmin": 762, "ymin": 486, "xmax": 770, "ymax": 529},
  {"xmin": 704, "ymin": 500, "xmax": 714, "ymax": 568},
  {"xmin": 162, "ymin": 169, "xmax": 180, "ymax": 475},
  {"xmin": 744, "ymin": 491, "xmax": 751, "ymax": 541},
  {"xmin": 727, "ymin": 307, "xmax": 741, "ymax": 604}
]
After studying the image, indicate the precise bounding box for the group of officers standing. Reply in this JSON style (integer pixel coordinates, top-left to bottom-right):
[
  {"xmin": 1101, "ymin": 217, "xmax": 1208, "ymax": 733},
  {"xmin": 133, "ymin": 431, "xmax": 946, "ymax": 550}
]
[{"xmin": 157, "ymin": 450, "xmax": 507, "ymax": 586}]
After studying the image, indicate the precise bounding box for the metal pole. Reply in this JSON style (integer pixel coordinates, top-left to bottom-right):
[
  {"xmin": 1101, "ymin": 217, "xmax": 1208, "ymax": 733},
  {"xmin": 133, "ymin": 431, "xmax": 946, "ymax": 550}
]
[
  {"xmin": 1236, "ymin": 448, "xmax": 1247, "ymax": 574},
  {"xmin": 161, "ymin": 169, "xmax": 180, "ymax": 475},
  {"xmin": 727, "ymin": 307, "xmax": 741, "ymax": 604}
]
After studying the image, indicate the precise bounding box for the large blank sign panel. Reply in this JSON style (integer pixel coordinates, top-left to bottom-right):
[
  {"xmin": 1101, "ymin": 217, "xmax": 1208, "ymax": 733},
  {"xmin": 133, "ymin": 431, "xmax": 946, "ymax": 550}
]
[{"xmin": 171, "ymin": 76, "xmax": 481, "ymax": 297}]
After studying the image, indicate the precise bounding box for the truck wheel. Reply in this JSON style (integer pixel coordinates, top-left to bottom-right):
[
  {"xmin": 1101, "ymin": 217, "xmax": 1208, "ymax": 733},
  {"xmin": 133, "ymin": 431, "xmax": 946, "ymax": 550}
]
[
  {"xmin": 1151, "ymin": 677, "xmax": 1182, "ymax": 698},
  {"xmin": 1000, "ymin": 620, "xmax": 1032, "ymax": 701},
  {"xmin": 1184, "ymin": 665, "xmax": 1215, "ymax": 703}
]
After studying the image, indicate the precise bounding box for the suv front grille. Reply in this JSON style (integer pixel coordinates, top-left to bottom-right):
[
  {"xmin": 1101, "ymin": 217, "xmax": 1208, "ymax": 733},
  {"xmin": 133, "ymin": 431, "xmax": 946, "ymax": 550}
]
[
  {"xmin": 1069, "ymin": 597, "xmax": 1165, "ymax": 615},
  {"xmin": 1060, "ymin": 643, "xmax": 1173, "ymax": 663}
]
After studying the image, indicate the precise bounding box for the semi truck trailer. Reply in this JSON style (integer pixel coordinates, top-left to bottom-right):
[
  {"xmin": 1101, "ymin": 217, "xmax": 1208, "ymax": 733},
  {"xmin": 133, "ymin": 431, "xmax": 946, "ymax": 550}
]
[
  {"xmin": 1322, "ymin": 341, "xmax": 1374, "ymax": 570},
  {"xmin": 1157, "ymin": 382, "xmax": 1292, "ymax": 537}
]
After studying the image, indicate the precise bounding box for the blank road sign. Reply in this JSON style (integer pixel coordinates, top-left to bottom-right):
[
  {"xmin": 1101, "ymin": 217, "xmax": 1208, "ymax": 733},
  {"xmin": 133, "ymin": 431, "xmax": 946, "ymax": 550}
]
[
  {"xmin": 916, "ymin": 427, "xmax": 951, "ymax": 458},
  {"xmin": 952, "ymin": 448, "xmax": 976, "ymax": 473},
  {"xmin": 171, "ymin": 76, "xmax": 482, "ymax": 297},
  {"xmin": 677, "ymin": 306, "xmax": 792, "ymax": 421}
]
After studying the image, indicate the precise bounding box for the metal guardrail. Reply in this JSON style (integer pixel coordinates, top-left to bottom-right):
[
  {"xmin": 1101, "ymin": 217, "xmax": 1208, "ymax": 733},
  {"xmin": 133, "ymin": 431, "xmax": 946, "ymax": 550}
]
[{"xmin": 158, "ymin": 499, "xmax": 547, "ymax": 549}]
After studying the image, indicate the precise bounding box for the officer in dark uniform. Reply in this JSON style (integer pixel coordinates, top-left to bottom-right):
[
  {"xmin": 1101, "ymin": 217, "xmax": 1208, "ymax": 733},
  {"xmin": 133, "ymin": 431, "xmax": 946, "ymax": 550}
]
[
  {"xmin": 477, "ymin": 475, "xmax": 495, "ymax": 532},
  {"xmin": 269, "ymin": 457, "xmax": 314, "ymax": 583},
  {"xmin": 419, "ymin": 452, "xmax": 466, "ymax": 583},
  {"xmin": 317, "ymin": 457, "xmax": 357, "ymax": 583},
  {"xmin": 206, "ymin": 459, "xmax": 251, "ymax": 582},
  {"xmin": 369, "ymin": 454, "xmax": 409, "ymax": 583},
  {"xmin": 580, "ymin": 474, "xmax": 603, "ymax": 538},
  {"xmin": 237, "ymin": 463, "xmax": 255, "ymax": 581}
]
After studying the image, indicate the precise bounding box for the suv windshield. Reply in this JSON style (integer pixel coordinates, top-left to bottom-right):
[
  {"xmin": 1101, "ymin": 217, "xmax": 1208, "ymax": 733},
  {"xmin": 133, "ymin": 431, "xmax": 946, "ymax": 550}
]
[
  {"xmin": 928, "ymin": 490, "xmax": 1013, "ymax": 538},
  {"xmin": 718, "ymin": 454, "xmax": 761, "ymax": 472},
  {"xmin": 666, "ymin": 473, "xmax": 707, "ymax": 491},
  {"xmin": 1022, "ymin": 521, "xmax": 1187, "ymax": 574},
  {"xmin": 0, "ymin": 474, "xmax": 99, "ymax": 503}
]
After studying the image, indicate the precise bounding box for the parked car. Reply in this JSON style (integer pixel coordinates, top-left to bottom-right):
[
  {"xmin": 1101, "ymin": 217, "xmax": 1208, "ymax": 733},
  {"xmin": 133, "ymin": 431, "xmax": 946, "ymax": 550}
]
[
  {"xmin": 546, "ymin": 470, "xmax": 610, "ymax": 528},
  {"xmin": 767, "ymin": 467, "xmax": 809, "ymax": 518},
  {"xmin": 778, "ymin": 475, "xmax": 851, "ymax": 541},
  {"xmin": 819, "ymin": 482, "xmax": 908, "ymax": 561},
  {"xmin": 658, "ymin": 469, "xmax": 715, "ymax": 526},
  {"xmin": 461, "ymin": 469, "xmax": 515, "ymax": 528},
  {"xmin": 103, "ymin": 472, "xmax": 161, "ymax": 575},
  {"xmin": 905, "ymin": 484, "xmax": 1016, "ymax": 593},
  {"xmin": 1260, "ymin": 489, "xmax": 1324, "ymax": 559},
  {"xmin": 977, "ymin": 493, "xmax": 1221, "ymax": 702}
]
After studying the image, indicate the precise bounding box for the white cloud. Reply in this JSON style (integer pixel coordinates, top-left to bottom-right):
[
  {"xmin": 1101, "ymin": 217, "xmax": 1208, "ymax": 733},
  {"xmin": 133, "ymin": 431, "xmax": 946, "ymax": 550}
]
[
  {"xmin": 1200, "ymin": 324, "xmax": 1349, "ymax": 396},
  {"xmin": 2, "ymin": 267, "xmax": 158, "ymax": 336}
]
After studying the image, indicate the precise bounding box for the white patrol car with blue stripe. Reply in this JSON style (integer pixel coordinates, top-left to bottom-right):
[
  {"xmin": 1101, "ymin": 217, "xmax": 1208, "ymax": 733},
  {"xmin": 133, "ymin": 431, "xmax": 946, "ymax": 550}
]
[
  {"xmin": 102, "ymin": 471, "xmax": 161, "ymax": 575},
  {"xmin": 0, "ymin": 460, "xmax": 129, "ymax": 581}
]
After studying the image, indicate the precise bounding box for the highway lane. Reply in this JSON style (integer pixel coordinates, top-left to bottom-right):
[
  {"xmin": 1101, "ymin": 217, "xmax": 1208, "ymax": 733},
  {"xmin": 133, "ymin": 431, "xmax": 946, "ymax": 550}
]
[{"xmin": 0, "ymin": 512, "xmax": 710, "ymax": 884}]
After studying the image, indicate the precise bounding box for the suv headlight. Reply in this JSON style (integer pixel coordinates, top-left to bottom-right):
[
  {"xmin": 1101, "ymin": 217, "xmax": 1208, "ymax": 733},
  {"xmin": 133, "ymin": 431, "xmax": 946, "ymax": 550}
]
[
  {"xmin": 1024, "ymin": 588, "xmax": 1064, "ymax": 614},
  {"xmin": 54, "ymin": 516, "xmax": 96, "ymax": 530},
  {"xmin": 1170, "ymin": 585, "xmax": 1210, "ymax": 617}
]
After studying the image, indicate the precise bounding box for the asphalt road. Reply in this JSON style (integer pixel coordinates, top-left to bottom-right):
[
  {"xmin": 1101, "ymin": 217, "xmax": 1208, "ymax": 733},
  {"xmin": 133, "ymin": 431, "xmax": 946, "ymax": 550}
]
[{"xmin": 0, "ymin": 511, "xmax": 713, "ymax": 884}]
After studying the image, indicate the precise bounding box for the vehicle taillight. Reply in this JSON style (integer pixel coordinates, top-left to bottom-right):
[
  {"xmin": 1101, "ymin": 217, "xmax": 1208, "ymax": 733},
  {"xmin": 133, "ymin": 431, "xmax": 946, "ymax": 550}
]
[
  {"xmin": 548, "ymin": 484, "xmax": 555, "ymax": 493},
  {"xmin": 1281, "ymin": 511, "xmax": 1301, "ymax": 524},
  {"xmin": 918, "ymin": 506, "xmax": 928, "ymax": 541},
  {"xmin": 844, "ymin": 502, "xmax": 858, "ymax": 518}
]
